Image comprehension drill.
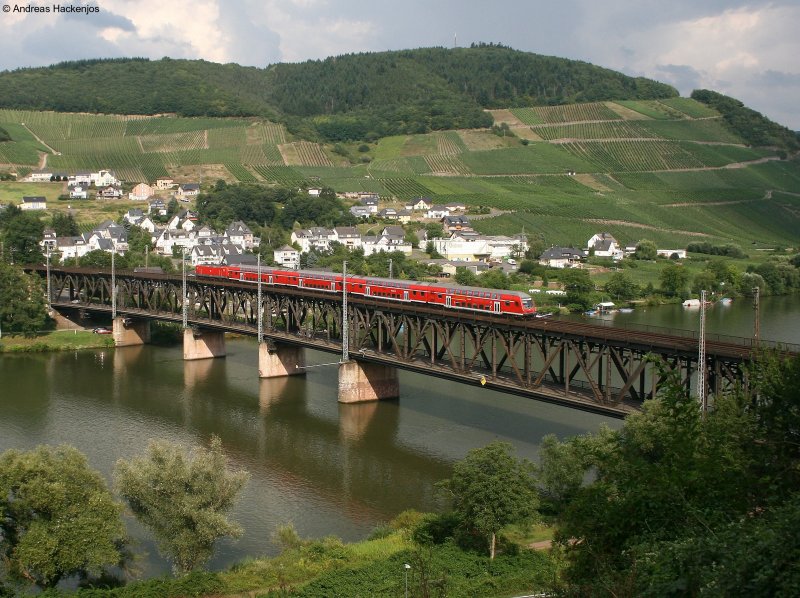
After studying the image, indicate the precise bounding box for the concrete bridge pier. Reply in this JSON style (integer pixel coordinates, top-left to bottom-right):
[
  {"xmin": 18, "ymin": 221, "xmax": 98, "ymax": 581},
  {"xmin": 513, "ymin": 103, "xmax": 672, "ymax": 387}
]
[
  {"xmin": 258, "ymin": 341, "xmax": 305, "ymax": 378},
  {"xmin": 113, "ymin": 317, "xmax": 151, "ymax": 347},
  {"xmin": 338, "ymin": 360, "xmax": 399, "ymax": 403},
  {"xmin": 183, "ymin": 328, "xmax": 226, "ymax": 360}
]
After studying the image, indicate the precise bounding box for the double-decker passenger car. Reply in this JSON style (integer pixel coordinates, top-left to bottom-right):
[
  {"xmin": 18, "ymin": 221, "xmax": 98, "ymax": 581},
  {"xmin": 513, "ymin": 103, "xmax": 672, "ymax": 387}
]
[{"xmin": 195, "ymin": 264, "xmax": 536, "ymax": 316}]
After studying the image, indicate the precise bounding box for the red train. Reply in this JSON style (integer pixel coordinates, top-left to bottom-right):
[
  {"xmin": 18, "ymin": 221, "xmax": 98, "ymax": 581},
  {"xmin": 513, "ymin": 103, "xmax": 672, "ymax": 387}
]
[{"xmin": 195, "ymin": 264, "xmax": 537, "ymax": 316}]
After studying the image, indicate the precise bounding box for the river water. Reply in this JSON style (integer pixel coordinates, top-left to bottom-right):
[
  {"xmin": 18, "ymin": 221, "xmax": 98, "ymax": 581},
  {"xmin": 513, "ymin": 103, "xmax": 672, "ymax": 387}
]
[
  {"xmin": 1, "ymin": 295, "xmax": 796, "ymax": 579},
  {"xmin": 565, "ymin": 294, "xmax": 800, "ymax": 347},
  {"xmin": 0, "ymin": 338, "xmax": 620, "ymax": 579}
]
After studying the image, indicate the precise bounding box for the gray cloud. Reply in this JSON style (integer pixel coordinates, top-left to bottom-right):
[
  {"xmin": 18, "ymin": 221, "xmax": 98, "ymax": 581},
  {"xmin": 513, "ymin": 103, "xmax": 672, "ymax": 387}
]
[
  {"xmin": 654, "ymin": 64, "xmax": 704, "ymax": 94},
  {"xmin": 0, "ymin": 0, "xmax": 796, "ymax": 128},
  {"xmin": 61, "ymin": 2, "xmax": 135, "ymax": 30}
]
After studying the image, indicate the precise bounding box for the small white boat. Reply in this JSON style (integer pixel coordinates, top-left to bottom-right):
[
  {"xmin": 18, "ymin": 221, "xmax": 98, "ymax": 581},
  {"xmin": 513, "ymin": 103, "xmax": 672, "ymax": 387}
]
[
  {"xmin": 719, "ymin": 297, "xmax": 733, "ymax": 305},
  {"xmin": 682, "ymin": 299, "xmax": 701, "ymax": 308},
  {"xmin": 618, "ymin": 307, "xmax": 634, "ymax": 313}
]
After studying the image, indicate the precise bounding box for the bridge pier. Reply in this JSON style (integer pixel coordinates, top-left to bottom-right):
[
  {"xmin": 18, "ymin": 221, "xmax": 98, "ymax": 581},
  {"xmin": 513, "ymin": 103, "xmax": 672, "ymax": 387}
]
[
  {"xmin": 113, "ymin": 317, "xmax": 150, "ymax": 347},
  {"xmin": 258, "ymin": 341, "xmax": 305, "ymax": 378},
  {"xmin": 338, "ymin": 360, "xmax": 399, "ymax": 403},
  {"xmin": 183, "ymin": 328, "xmax": 226, "ymax": 360}
]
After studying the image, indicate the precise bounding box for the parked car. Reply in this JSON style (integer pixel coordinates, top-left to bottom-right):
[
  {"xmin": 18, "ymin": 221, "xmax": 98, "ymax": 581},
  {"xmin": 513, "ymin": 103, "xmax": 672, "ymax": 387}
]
[{"xmin": 92, "ymin": 327, "xmax": 111, "ymax": 334}]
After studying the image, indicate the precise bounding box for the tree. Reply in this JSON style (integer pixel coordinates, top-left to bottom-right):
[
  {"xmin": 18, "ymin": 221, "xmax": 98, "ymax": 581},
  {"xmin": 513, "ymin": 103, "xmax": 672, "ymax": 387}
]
[
  {"xmin": 479, "ymin": 267, "xmax": 510, "ymax": 289},
  {"xmin": 0, "ymin": 205, "xmax": 44, "ymax": 264},
  {"xmin": 0, "ymin": 262, "xmax": 47, "ymax": 337},
  {"xmin": 544, "ymin": 355, "xmax": 800, "ymax": 595},
  {"xmin": 114, "ymin": 436, "xmax": 250, "ymax": 576},
  {"xmin": 454, "ymin": 267, "xmax": 477, "ymax": 286},
  {"xmin": 633, "ymin": 239, "xmax": 657, "ymax": 260},
  {"xmin": 691, "ymin": 269, "xmax": 719, "ymax": 295},
  {"xmin": 0, "ymin": 445, "xmax": 126, "ymax": 589},
  {"xmin": 659, "ymin": 263, "xmax": 689, "ymax": 296},
  {"xmin": 439, "ymin": 441, "xmax": 538, "ymax": 559},
  {"xmin": 49, "ymin": 212, "xmax": 79, "ymax": 237},
  {"xmin": 559, "ymin": 268, "xmax": 593, "ymax": 295},
  {"xmin": 604, "ymin": 271, "xmax": 639, "ymax": 300}
]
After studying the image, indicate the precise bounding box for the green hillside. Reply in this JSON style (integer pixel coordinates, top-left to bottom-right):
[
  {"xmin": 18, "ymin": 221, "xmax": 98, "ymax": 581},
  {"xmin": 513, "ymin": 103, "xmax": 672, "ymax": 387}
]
[
  {"xmin": 0, "ymin": 46, "xmax": 676, "ymax": 141},
  {"xmin": 1, "ymin": 92, "xmax": 798, "ymax": 250}
]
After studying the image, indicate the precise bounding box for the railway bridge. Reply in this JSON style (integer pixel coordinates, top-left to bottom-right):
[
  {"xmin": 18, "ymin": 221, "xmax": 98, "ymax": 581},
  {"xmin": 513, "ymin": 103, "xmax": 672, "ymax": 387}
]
[{"xmin": 28, "ymin": 266, "xmax": 795, "ymax": 418}]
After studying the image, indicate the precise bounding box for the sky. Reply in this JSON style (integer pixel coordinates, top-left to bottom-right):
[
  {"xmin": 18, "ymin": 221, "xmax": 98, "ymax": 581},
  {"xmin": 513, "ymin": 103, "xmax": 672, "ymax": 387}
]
[{"xmin": 0, "ymin": 0, "xmax": 797, "ymax": 129}]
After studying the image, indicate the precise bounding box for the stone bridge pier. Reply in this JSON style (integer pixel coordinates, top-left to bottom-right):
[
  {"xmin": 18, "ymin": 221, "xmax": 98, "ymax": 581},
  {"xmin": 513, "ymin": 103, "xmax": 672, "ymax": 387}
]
[
  {"xmin": 113, "ymin": 317, "xmax": 150, "ymax": 347},
  {"xmin": 338, "ymin": 360, "xmax": 399, "ymax": 403},
  {"xmin": 183, "ymin": 328, "xmax": 226, "ymax": 360},
  {"xmin": 258, "ymin": 341, "xmax": 305, "ymax": 378}
]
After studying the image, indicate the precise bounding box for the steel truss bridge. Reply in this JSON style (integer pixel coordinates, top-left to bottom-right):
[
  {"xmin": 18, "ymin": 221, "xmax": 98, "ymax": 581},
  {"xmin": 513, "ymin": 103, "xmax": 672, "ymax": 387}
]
[{"xmin": 30, "ymin": 266, "xmax": 796, "ymax": 417}]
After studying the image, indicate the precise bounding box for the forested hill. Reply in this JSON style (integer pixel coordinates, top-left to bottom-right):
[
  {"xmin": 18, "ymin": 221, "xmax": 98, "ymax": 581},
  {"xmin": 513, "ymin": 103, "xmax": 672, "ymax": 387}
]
[{"xmin": 0, "ymin": 45, "xmax": 676, "ymax": 140}]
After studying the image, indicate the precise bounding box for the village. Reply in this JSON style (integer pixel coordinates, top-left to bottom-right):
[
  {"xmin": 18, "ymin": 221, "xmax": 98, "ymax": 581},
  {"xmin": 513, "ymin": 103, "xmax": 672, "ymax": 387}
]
[{"xmin": 5, "ymin": 167, "xmax": 688, "ymax": 284}]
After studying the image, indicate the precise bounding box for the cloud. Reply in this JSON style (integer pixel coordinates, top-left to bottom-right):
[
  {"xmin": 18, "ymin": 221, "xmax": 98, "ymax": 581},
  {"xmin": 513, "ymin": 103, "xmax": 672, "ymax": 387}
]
[{"xmin": 0, "ymin": 0, "xmax": 796, "ymax": 128}]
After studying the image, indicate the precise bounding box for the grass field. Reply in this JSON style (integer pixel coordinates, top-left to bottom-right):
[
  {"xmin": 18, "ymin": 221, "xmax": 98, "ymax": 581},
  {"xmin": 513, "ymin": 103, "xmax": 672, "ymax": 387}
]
[{"xmin": 0, "ymin": 330, "xmax": 114, "ymax": 353}]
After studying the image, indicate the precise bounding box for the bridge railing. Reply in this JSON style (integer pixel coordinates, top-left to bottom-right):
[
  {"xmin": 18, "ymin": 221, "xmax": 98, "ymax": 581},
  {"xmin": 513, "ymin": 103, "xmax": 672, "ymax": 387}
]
[{"xmin": 574, "ymin": 317, "xmax": 800, "ymax": 354}]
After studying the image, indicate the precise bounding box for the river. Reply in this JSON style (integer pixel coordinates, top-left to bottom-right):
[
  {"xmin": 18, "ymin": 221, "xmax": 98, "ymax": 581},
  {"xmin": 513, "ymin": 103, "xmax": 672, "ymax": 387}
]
[
  {"xmin": 1, "ymin": 294, "xmax": 796, "ymax": 579},
  {"xmin": 0, "ymin": 338, "xmax": 620, "ymax": 579}
]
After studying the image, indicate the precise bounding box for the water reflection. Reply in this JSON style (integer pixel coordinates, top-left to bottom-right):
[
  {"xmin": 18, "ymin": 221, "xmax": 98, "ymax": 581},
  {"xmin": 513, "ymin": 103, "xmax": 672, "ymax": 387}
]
[
  {"xmin": 0, "ymin": 339, "xmax": 619, "ymax": 577},
  {"xmin": 339, "ymin": 401, "xmax": 380, "ymax": 441}
]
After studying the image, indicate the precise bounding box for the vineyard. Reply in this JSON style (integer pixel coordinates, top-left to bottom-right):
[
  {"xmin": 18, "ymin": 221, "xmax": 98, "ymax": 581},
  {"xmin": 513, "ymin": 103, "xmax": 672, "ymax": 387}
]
[
  {"xmin": 434, "ymin": 131, "xmax": 467, "ymax": 155},
  {"xmin": 424, "ymin": 155, "xmax": 471, "ymax": 175},
  {"xmin": 279, "ymin": 141, "xmax": 333, "ymax": 167},
  {"xmin": 249, "ymin": 164, "xmax": 306, "ymax": 186},
  {"xmin": 657, "ymin": 98, "xmax": 720, "ymax": 119},
  {"xmin": 613, "ymin": 100, "xmax": 684, "ymax": 120},
  {"xmin": 512, "ymin": 102, "xmax": 623, "ymax": 125},
  {"xmin": 0, "ymin": 100, "xmax": 796, "ymax": 250},
  {"xmin": 224, "ymin": 163, "xmax": 259, "ymax": 183}
]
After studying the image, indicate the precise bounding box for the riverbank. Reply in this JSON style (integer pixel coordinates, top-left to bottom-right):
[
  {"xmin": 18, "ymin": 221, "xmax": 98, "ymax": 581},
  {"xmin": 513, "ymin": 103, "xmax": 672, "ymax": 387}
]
[
  {"xmin": 0, "ymin": 330, "xmax": 114, "ymax": 353},
  {"xmin": 53, "ymin": 517, "xmax": 558, "ymax": 597}
]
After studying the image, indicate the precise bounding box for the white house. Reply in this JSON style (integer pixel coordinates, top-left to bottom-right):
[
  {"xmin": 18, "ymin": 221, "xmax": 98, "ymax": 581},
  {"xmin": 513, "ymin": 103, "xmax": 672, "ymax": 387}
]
[
  {"xmin": 40, "ymin": 229, "xmax": 58, "ymax": 252},
  {"xmin": 407, "ymin": 197, "xmax": 433, "ymax": 211},
  {"xmin": 149, "ymin": 199, "xmax": 167, "ymax": 216},
  {"xmin": 307, "ymin": 187, "xmax": 322, "ymax": 197},
  {"xmin": 90, "ymin": 169, "xmax": 120, "ymax": 187},
  {"xmin": 291, "ymin": 228, "xmax": 335, "ymax": 253},
  {"xmin": 360, "ymin": 197, "xmax": 379, "ymax": 213},
  {"xmin": 68, "ymin": 171, "xmax": 92, "ymax": 186},
  {"xmin": 539, "ymin": 246, "xmax": 586, "ymax": 269},
  {"xmin": 123, "ymin": 208, "xmax": 145, "ymax": 225},
  {"xmin": 274, "ymin": 245, "xmax": 300, "ymax": 269},
  {"xmin": 587, "ymin": 233, "xmax": 624, "ymax": 260},
  {"xmin": 97, "ymin": 185, "xmax": 123, "ymax": 199},
  {"xmin": 333, "ymin": 226, "xmax": 362, "ymax": 249},
  {"xmin": 176, "ymin": 183, "xmax": 200, "ymax": 200},
  {"xmin": 225, "ymin": 221, "xmax": 257, "ymax": 250},
  {"xmin": 362, "ymin": 235, "xmax": 412, "ymax": 256},
  {"xmin": 27, "ymin": 170, "xmax": 53, "ymax": 182},
  {"xmin": 657, "ymin": 249, "xmax": 687, "ymax": 259},
  {"xmin": 55, "ymin": 235, "xmax": 92, "ymax": 262},
  {"xmin": 68, "ymin": 185, "xmax": 88, "ymax": 199},
  {"xmin": 425, "ymin": 205, "xmax": 451, "ymax": 219},
  {"xmin": 20, "ymin": 196, "xmax": 47, "ymax": 211},
  {"xmin": 350, "ymin": 206, "xmax": 372, "ymax": 219}
]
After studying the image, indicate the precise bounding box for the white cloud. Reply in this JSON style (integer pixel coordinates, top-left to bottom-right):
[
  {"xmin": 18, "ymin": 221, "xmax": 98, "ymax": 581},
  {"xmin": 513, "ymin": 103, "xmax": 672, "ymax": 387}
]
[{"xmin": 0, "ymin": 0, "xmax": 796, "ymax": 128}]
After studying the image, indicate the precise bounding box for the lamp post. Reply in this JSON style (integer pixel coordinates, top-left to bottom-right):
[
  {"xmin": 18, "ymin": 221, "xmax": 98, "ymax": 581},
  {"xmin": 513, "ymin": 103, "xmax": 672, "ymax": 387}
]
[
  {"xmin": 257, "ymin": 253, "xmax": 263, "ymax": 344},
  {"xmin": 111, "ymin": 247, "xmax": 117, "ymax": 319},
  {"xmin": 404, "ymin": 563, "xmax": 411, "ymax": 598},
  {"xmin": 182, "ymin": 247, "xmax": 188, "ymax": 329},
  {"xmin": 388, "ymin": 258, "xmax": 393, "ymax": 279},
  {"xmin": 45, "ymin": 248, "xmax": 52, "ymax": 307},
  {"xmin": 341, "ymin": 260, "xmax": 348, "ymax": 362},
  {"xmin": 698, "ymin": 289, "xmax": 707, "ymax": 413}
]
